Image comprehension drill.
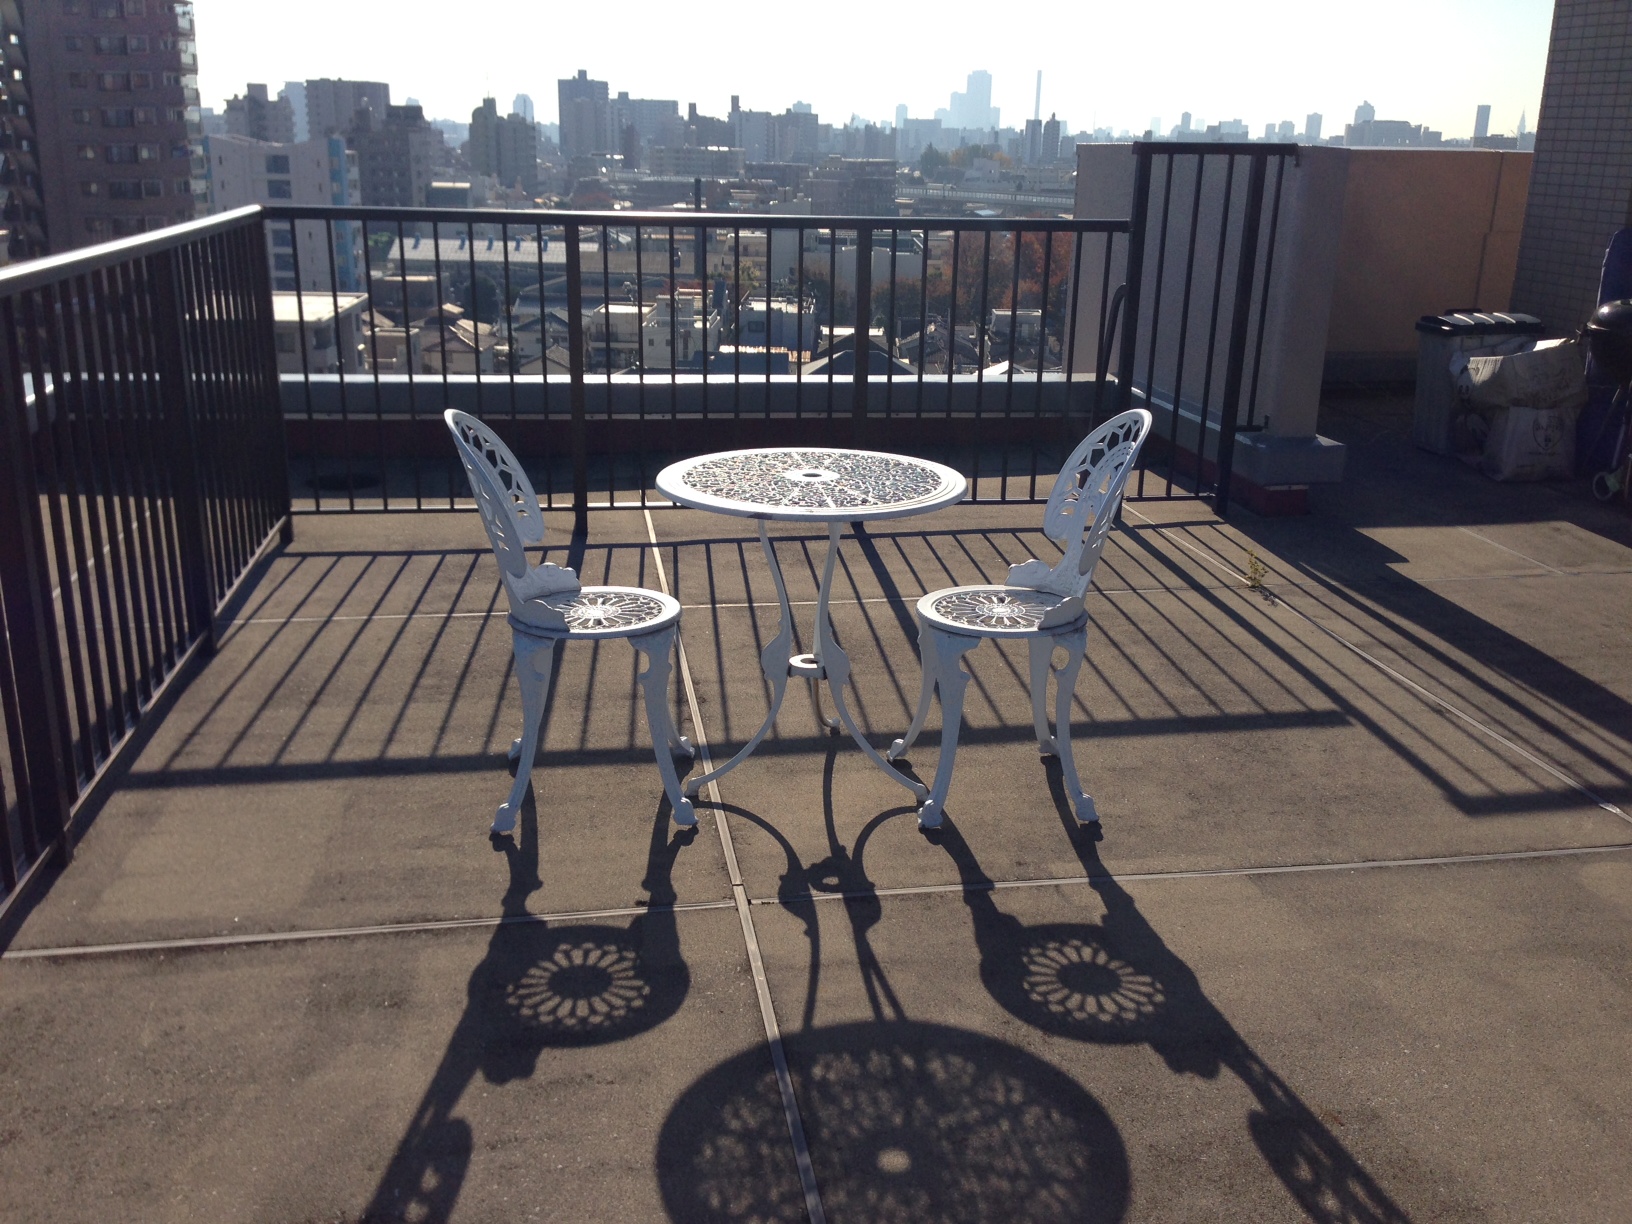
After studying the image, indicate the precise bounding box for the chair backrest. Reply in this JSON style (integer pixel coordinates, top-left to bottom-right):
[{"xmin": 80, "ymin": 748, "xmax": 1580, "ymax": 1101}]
[
  {"xmin": 1036, "ymin": 408, "xmax": 1153, "ymax": 597},
  {"xmin": 444, "ymin": 409, "xmax": 545, "ymax": 589}
]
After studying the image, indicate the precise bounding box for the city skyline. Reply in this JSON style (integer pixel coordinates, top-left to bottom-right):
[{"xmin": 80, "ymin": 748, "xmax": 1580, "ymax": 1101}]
[{"xmin": 193, "ymin": 0, "xmax": 1550, "ymax": 142}]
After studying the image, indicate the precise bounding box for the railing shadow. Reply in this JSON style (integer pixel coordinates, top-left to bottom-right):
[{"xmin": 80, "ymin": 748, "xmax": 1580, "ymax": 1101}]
[
  {"xmin": 929, "ymin": 778, "xmax": 1412, "ymax": 1224},
  {"xmin": 360, "ymin": 792, "xmax": 695, "ymax": 1224}
]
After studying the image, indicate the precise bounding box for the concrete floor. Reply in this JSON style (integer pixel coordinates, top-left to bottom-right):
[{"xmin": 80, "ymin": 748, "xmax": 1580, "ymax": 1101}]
[{"xmin": 2, "ymin": 401, "xmax": 1631, "ymax": 1222}]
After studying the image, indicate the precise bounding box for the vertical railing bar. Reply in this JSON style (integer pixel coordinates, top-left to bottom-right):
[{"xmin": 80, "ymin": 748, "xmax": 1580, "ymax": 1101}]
[
  {"xmin": 826, "ymin": 227, "xmax": 836, "ymax": 417},
  {"xmin": 357, "ymin": 217, "xmax": 388, "ymax": 505},
  {"xmin": 467, "ymin": 218, "xmax": 483, "ymax": 422},
  {"xmin": 1002, "ymin": 229, "xmax": 1022, "ymax": 498},
  {"xmin": 1119, "ymin": 151, "xmax": 1154, "ymax": 498},
  {"xmin": 196, "ymin": 233, "xmax": 251, "ymax": 580},
  {"xmin": 1245, "ymin": 154, "xmax": 1288, "ymax": 427},
  {"xmin": 241, "ymin": 219, "xmax": 291, "ymax": 545},
  {"xmin": 762, "ymin": 225, "xmax": 772, "ymax": 420},
  {"xmin": 850, "ymin": 224, "xmax": 872, "ymax": 446},
  {"xmin": 1139, "ymin": 155, "xmax": 1176, "ymax": 497},
  {"xmin": 915, "ymin": 226, "xmax": 928, "ymax": 417},
  {"xmin": 564, "ymin": 221, "xmax": 589, "ymax": 529},
  {"xmin": 1196, "ymin": 154, "xmax": 1239, "ymax": 498},
  {"xmin": 601, "ymin": 223, "xmax": 614, "ymax": 507},
  {"xmin": 285, "ymin": 220, "xmax": 317, "ymax": 510},
  {"xmin": 396, "ymin": 218, "xmax": 423, "ymax": 510},
  {"xmin": 885, "ymin": 225, "xmax": 898, "ymax": 418},
  {"xmin": 1031, "ymin": 227, "xmax": 1055, "ymax": 499},
  {"xmin": 1215, "ymin": 152, "xmax": 1270, "ymax": 517},
  {"xmin": 322, "ymin": 217, "xmax": 354, "ymax": 509},
  {"xmin": 430, "ymin": 220, "xmax": 453, "ymax": 506},
  {"xmin": 732, "ymin": 226, "xmax": 741, "ymax": 421},
  {"xmin": 634, "ymin": 224, "xmax": 648, "ymax": 506},
  {"xmin": 536, "ymin": 224, "xmax": 555, "ymax": 508},
  {"xmin": 1167, "ymin": 153, "xmax": 1208, "ymax": 497},
  {"xmin": 972, "ymin": 229, "xmax": 992, "ymax": 498},
  {"xmin": 176, "ymin": 239, "xmax": 232, "ymax": 594},
  {"xmin": 668, "ymin": 225, "xmax": 679, "ymax": 424},
  {"xmin": 794, "ymin": 226, "xmax": 805, "ymax": 419}
]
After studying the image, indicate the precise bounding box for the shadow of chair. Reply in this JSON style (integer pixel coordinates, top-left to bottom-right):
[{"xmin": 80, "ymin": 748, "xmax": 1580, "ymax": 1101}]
[{"xmin": 360, "ymin": 797, "xmax": 695, "ymax": 1224}]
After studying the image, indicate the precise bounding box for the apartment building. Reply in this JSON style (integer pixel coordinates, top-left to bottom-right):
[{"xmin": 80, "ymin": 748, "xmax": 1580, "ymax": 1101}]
[
  {"xmin": 223, "ymin": 82, "xmax": 293, "ymax": 144},
  {"xmin": 303, "ymin": 77, "xmax": 388, "ymax": 140},
  {"xmin": 348, "ymin": 102, "xmax": 438, "ymax": 207},
  {"xmin": 0, "ymin": 0, "xmax": 47, "ymax": 259},
  {"xmin": 201, "ymin": 129, "xmax": 360, "ymax": 292},
  {"xmin": 26, "ymin": 0, "xmax": 199, "ymax": 250}
]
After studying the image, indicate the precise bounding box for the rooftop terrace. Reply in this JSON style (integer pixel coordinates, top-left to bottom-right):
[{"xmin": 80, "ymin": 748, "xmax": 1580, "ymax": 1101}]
[{"xmin": 2, "ymin": 392, "xmax": 1629, "ymax": 1221}]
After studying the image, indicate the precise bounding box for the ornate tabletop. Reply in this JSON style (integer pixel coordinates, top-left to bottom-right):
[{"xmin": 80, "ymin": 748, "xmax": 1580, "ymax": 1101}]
[{"xmin": 656, "ymin": 448, "xmax": 967, "ymax": 521}]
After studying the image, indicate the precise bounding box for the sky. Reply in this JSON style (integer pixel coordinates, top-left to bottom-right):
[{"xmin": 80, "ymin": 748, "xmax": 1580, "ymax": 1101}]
[{"xmin": 194, "ymin": 0, "xmax": 1553, "ymax": 140}]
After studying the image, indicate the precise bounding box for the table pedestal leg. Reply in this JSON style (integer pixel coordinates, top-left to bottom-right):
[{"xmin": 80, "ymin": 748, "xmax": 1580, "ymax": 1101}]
[
  {"xmin": 682, "ymin": 520, "xmax": 797, "ymax": 797},
  {"xmin": 814, "ymin": 522, "xmax": 929, "ymax": 801}
]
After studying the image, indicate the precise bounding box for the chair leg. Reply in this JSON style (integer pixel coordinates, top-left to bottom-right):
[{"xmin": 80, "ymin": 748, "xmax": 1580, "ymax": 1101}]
[
  {"xmin": 1051, "ymin": 625, "xmax": 1096, "ymax": 824},
  {"xmin": 1027, "ymin": 634, "xmax": 1058, "ymax": 755},
  {"xmin": 888, "ymin": 620, "xmax": 938, "ymax": 761},
  {"xmin": 917, "ymin": 628, "xmax": 981, "ymax": 830},
  {"xmin": 632, "ymin": 627, "xmax": 697, "ymax": 828},
  {"xmin": 496, "ymin": 632, "xmax": 556, "ymax": 834}
]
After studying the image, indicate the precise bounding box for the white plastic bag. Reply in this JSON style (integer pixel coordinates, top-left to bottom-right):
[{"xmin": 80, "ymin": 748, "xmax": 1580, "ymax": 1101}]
[
  {"xmin": 1458, "ymin": 338, "xmax": 1587, "ymax": 413},
  {"xmin": 1481, "ymin": 404, "xmax": 1578, "ymax": 481}
]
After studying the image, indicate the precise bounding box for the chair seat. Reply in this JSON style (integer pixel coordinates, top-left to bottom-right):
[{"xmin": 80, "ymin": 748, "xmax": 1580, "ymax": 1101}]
[
  {"xmin": 917, "ymin": 585, "xmax": 1086, "ymax": 638},
  {"xmin": 509, "ymin": 585, "xmax": 681, "ymax": 638}
]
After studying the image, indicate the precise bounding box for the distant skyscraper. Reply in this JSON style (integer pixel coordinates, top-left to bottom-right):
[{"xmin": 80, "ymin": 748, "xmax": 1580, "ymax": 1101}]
[
  {"xmin": 558, "ymin": 70, "xmax": 611, "ymax": 159},
  {"xmin": 1474, "ymin": 104, "xmax": 1491, "ymax": 140},
  {"xmin": 938, "ymin": 70, "xmax": 999, "ymax": 131},
  {"xmin": 513, "ymin": 94, "xmax": 535, "ymax": 122},
  {"xmin": 1277, "ymin": 120, "xmax": 1295, "ymax": 141},
  {"xmin": 895, "ymin": 103, "xmax": 907, "ymax": 130},
  {"xmin": 1305, "ymin": 113, "xmax": 1323, "ymax": 143},
  {"xmin": 305, "ymin": 79, "xmax": 392, "ymax": 139},
  {"xmin": 1354, "ymin": 100, "xmax": 1375, "ymax": 125}
]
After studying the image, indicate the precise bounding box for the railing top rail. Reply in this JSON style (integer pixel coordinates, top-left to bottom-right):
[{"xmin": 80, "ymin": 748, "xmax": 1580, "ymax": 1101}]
[
  {"xmin": 262, "ymin": 203, "xmax": 1130, "ymax": 234},
  {"xmin": 0, "ymin": 205, "xmax": 264, "ymax": 296},
  {"xmin": 1132, "ymin": 140, "xmax": 1301, "ymax": 157}
]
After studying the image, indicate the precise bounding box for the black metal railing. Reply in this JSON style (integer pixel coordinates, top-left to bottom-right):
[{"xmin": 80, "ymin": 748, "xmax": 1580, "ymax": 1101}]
[
  {"xmin": 262, "ymin": 204, "xmax": 1132, "ymax": 518},
  {"xmin": 0, "ymin": 205, "xmax": 289, "ymax": 916},
  {"xmin": 1117, "ymin": 142, "xmax": 1298, "ymax": 508}
]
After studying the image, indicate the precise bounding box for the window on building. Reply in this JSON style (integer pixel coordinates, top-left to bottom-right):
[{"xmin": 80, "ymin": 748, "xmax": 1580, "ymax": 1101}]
[
  {"xmin": 174, "ymin": 178, "xmax": 191, "ymax": 196},
  {"xmin": 76, "ymin": 144, "xmax": 98, "ymax": 159},
  {"xmin": 129, "ymin": 71, "xmax": 151, "ymax": 89},
  {"xmin": 101, "ymin": 107, "xmax": 133, "ymax": 126},
  {"xmin": 126, "ymin": 34, "xmax": 148, "ymax": 52},
  {"xmin": 66, "ymin": 71, "xmax": 90, "ymax": 88},
  {"xmin": 64, "ymin": 2, "xmax": 86, "ymax": 15},
  {"xmin": 93, "ymin": 35, "xmax": 125, "ymax": 53},
  {"xmin": 71, "ymin": 108, "xmax": 95, "ymax": 124},
  {"xmin": 125, "ymin": 0, "xmax": 145, "ymax": 13},
  {"xmin": 266, "ymin": 179, "xmax": 293, "ymax": 199},
  {"xmin": 106, "ymin": 180, "xmax": 141, "ymax": 199},
  {"xmin": 312, "ymin": 327, "xmax": 333, "ymax": 349},
  {"xmin": 272, "ymin": 253, "xmax": 295, "ymax": 272},
  {"xmin": 84, "ymin": 218, "xmax": 111, "ymax": 237},
  {"xmin": 65, "ymin": 35, "xmax": 86, "ymax": 51},
  {"xmin": 106, "ymin": 143, "xmax": 138, "ymax": 163},
  {"xmin": 161, "ymin": 72, "xmax": 180, "ymax": 87},
  {"xmin": 169, "ymin": 142, "xmax": 188, "ymax": 159},
  {"xmin": 80, "ymin": 181, "xmax": 101, "ymax": 196},
  {"xmin": 142, "ymin": 179, "xmax": 162, "ymax": 197},
  {"xmin": 98, "ymin": 73, "xmax": 130, "ymax": 92},
  {"xmin": 265, "ymin": 154, "xmax": 290, "ymax": 175},
  {"xmin": 92, "ymin": 2, "xmax": 124, "ymax": 16},
  {"xmin": 274, "ymin": 331, "xmax": 297, "ymax": 353},
  {"xmin": 271, "ymin": 229, "xmax": 293, "ymax": 249},
  {"xmin": 133, "ymin": 106, "xmax": 154, "ymax": 124},
  {"xmin": 110, "ymin": 217, "xmax": 144, "ymax": 237}
]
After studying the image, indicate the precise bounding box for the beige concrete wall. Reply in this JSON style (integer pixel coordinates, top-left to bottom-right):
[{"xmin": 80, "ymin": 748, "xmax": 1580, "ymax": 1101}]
[{"xmin": 1325, "ymin": 149, "xmax": 1531, "ymax": 360}]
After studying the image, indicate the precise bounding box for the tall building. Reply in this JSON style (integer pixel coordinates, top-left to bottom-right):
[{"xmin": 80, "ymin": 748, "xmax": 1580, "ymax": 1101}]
[
  {"xmin": 1304, "ymin": 112, "xmax": 1323, "ymax": 143},
  {"xmin": 0, "ymin": 0, "xmax": 48, "ymax": 259},
  {"xmin": 512, "ymin": 93, "xmax": 533, "ymax": 123},
  {"xmin": 935, "ymin": 70, "xmax": 999, "ymax": 132},
  {"xmin": 1042, "ymin": 114, "xmax": 1063, "ymax": 163},
  {"xmin": 1512, "ymin": 1, "xmax": 1632, "ymax": 330},
  {"xmin": 557, "ymin": 69, "xmax": 609, "ymax": 159},
  {"xmin": 468, "ymin": 96, "xmax": 537, "ymax": 193},
  {"xmin": 348, "ymin": 103, "xmax": 437, "ymax": 207},
  {"xmin": 201, "ymin": 131, "xmax": 360, "ymax": 291},
  {"xmin": 25, "ymin": 0, "xmax": 200, "ymax": 251},
  {"xmin": 282, "ymin": 80, "xmax": 308, "ymax": 141},
  {"xmin": 305, "ymin": 78, "xmax": 390, "ymax": 139},
  {"xmin": 224, "ymin": 83, "xmax": 294, "ymax": 144},
  {"xmin": 1473, "ymin": 104, "xmax": 1491, "ymax": 140}
]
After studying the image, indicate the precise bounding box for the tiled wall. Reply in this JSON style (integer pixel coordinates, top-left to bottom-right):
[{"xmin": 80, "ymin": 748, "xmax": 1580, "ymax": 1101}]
[{"xmin": 1511, "ymin": 0, "xmax": 1632, "ymax": 331}]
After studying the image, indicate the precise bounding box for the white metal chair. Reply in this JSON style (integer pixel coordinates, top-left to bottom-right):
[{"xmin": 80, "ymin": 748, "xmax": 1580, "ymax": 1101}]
[
  {"xmin": 444, "ymin": 409, "xmax": 695, "ymax": 833},
  {"xmin": 889, "ymin": 409, "xmax": 1153, "ymax": 829}
]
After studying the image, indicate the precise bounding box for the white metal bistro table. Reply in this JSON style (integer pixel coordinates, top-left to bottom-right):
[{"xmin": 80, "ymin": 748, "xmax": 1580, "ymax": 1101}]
[{"xmin": 656, "ymin": 447, "xmax": 967, "ymax": 800}]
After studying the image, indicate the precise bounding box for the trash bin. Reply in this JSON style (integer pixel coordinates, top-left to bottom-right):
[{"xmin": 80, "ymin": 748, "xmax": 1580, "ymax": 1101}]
[{"xmin": 1414, "ymin": 311, "xmax": 1544, "ymax": 454}]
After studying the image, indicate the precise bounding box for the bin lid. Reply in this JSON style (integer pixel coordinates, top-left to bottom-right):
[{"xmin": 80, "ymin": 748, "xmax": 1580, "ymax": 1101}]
[{"xmin": 1414, "ymin": 310, "xmax": 1545, "ymax": 336}]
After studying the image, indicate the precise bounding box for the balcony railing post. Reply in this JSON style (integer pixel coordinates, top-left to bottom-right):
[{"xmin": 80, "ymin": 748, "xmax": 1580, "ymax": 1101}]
[
  {"xmin": 1117, "ymin": 146, "xmax": 1154, "ymax": 417},
  {"xmin": 0, "ymin": 298, "xmax": 74, "ymax": 862},
  {"xmin": 149, "ymin": 248, "xmax": 216, "ymax": 649},
  {"xmin": 1214, "ymin": 151, "xmax": 1270, "ymax": 517},
  {"xmin": 851, "ymin": 225, "xmax": 872, "ymax": 444},
  {"xmin": 564, "ymin": 221, "xmax": 589, "ymax": 529}
]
